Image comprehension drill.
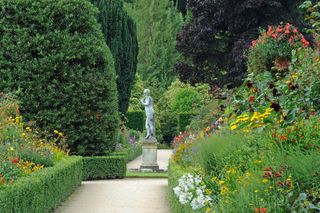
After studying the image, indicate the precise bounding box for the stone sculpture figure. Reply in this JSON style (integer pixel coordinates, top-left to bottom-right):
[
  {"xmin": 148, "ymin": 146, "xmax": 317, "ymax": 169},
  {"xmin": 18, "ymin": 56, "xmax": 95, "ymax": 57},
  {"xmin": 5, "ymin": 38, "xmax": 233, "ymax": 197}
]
[{"xmin": 140, "ymin": 89, "xmax": 156, "ymax": 140}]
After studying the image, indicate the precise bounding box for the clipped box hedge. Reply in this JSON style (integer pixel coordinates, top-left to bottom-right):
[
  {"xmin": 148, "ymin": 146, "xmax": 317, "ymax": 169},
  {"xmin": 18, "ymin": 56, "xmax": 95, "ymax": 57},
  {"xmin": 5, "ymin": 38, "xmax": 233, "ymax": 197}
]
[
  {"xmin": 82, "ymin": 156, "xmax": 127, "ymax": 180},
  {"xmin": 178, "ymin": 113, "xmax": 197, "ymax": 132},
  {"xmin": 126, "ymin": 111, "xmax": 145, "ymax": 132},
  {"xmin": 168, "ymin": 160, "xmax": 193, "ymax": 213},
  {"xmin": 0, "ymin": 156, "xmax": 82, "ymax": 213}
]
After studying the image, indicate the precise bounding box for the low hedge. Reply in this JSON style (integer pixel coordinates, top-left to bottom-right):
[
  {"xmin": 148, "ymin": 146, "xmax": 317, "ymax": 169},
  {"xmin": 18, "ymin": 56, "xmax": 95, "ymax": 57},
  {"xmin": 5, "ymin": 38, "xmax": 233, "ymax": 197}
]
[
  {"xmin": 178, "ymin": 113, "xmax": 197, "ymax": 132},
  {"xmin": 126, "ymin": 145, "xmax": 142, "ymax": 162},
  {"xmin": 82, "ymin": 156, "xmax": 126, "ymax": 180},
  {"xmin": 168, "ymin": 160, "xmax": 193, "ymax": 213},
  {"xmin": 126, "ymin": 111, "xmax": 145, "ymax": 132},
  {"xmin": 0, "ymin": 156, "xmax": 82, "ymax": 213}
]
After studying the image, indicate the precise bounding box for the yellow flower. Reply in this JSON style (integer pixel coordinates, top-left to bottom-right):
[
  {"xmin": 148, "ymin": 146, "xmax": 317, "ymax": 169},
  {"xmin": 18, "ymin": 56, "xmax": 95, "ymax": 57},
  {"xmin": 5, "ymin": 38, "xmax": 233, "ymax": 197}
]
[
  {"xmin": 211, "ymin": 176, "xmax": 217, "ymax": 182},
  {"xmin": 254, "ymin": 190, "xmax": 259, "ymax": 193},
  {"xmin": 262, "ymin": 179, "xmax": 269, "ymax": 183},
  {"xmin": 22, "ymin": 133, "xmax": 27, "ymax": 138},
  {"xmin": 253, "ymin": 159, "xmax": 262, "ymax": 164},
  {"xmin": 54, "ymin": 130, "xmax": 59, "ymax": 134},
  {"xmin": 25, "ymin": 127, "xmax": 32, "ymax": 132},
  {"xmin": 226, "ymin": 168, "xmax": 236, "ymax": 174},
  {"xmin": 220, "ymin": 186, "xmax": 228, "ymax": 194},
  {"xmin": 9, "ymin": 147, "xmax": 14, "ymax": 151},
  {"xmin": 269, "ymin": 186, "xmax": 274, "ymax": 189},
  {"xmin": 58, "ymin": 132, "xmax": 63, "ymax": 137},
  {"xmin": 218, "ymin": 180, "xmax": 225, "ymax": 185},
  {"xmin": 205, "ymin": 189, "xmax": 212, "ymax": 195},
  {"xmin": 230, "ymin": 124, "xmax": 237, "ymax": 130}
]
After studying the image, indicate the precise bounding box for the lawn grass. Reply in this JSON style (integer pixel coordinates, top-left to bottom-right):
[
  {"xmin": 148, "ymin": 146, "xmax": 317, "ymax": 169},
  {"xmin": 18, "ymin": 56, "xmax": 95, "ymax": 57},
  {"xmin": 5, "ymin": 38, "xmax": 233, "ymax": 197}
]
[{"xmin": 126, "ymin": 171, "xmax": 168, "ymax": 178}]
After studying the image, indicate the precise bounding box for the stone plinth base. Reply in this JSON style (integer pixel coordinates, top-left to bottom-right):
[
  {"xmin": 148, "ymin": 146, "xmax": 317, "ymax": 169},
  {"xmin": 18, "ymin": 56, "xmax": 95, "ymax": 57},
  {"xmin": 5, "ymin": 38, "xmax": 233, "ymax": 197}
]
[{"xmin": 140, "ymin": 138, "xmax": 159, "ymax": 171}]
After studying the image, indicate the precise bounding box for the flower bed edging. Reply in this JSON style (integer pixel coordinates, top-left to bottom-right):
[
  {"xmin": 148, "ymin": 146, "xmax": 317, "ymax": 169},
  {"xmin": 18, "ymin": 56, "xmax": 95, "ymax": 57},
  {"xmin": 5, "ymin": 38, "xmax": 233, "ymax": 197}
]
[{"xmin": 0, "ymin": 156, "xmax": 82, "ymax": 213}]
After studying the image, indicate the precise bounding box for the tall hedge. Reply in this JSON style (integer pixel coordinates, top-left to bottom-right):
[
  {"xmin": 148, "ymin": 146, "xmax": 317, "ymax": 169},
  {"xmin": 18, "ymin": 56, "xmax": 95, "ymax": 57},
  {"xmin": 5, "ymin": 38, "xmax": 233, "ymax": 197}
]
[
  {"xmin": 0, "ymin": 0, "xmax": 119, "ymax": 156},
  {"xmin": 90, "ymin": 0, "xmax": 138, "ymax": 114}
]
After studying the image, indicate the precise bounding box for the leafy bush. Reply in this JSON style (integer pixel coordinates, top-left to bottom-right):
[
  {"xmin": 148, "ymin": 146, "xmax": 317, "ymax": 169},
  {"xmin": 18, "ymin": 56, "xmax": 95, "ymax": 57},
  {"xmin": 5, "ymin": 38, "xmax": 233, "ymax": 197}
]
[
  {"xmin": 89, "ymin": 0, "xmax": 138, "ymax": 114},
  {"xmin": 175, "ymin": 0, "xmax": 306, "ymax": 88},
  {"xmin": 248, "ymin": 23, "xmax": 309, "ymax": 76},
  {"xmin": 82, "ymin": 156, "xmax": 126, "ymax": 180},
  {"xmin": 177, "ymin": 113, "xmax": 197, "ymax": 132},
  {"xmin": 0, "ymin": 0, "xmax": 119, "ymax": 156},
  {"xmin": 157, "ymin": 79, "xmax": 210, "ymax": 143},
  {"xmin": 0, "ymin": 156, "xmax": 82, "ymax": 213},
  {"xmin": 125, "ymin": 111, "xmax": 145, "ymax": 132}
]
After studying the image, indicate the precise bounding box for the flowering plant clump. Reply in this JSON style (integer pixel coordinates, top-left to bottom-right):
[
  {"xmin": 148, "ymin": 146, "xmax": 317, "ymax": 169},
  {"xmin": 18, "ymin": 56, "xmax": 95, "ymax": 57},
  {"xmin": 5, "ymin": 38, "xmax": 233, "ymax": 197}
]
[
  {"xmin": 230, "ymin": 108, "xmax": 276, "ymax": 131},
  {"xmin": 0, "ymin": 93, "xmax": 69, "ymax": 189},
  {"xmin": 272, "ymin": 115, "xmax": 320, "ymax": 151},
  {"xmin": 174, "ymin": 173, "xmax": 213, "ymax": 211},
  {"xmin": 248, "ymin": 23, "xmax": 310, "ymax": 76},
  {"xmin": 251, "ymin": 23, "xmax": 310, "ymax": 49}
]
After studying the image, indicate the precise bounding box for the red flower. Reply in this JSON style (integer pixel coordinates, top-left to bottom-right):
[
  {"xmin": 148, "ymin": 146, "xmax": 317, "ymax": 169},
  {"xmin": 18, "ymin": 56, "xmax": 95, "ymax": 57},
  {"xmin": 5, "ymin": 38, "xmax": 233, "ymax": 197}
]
[
  {"xmin": 251, "ymin": 40, "xmax": 258, "ymax": 48},
  {"xmin": 246, "ymin": 81, "xmax": 253, "ymax": 88},
  {"xmin": 260, "ymin": 208, "xmax": 267, "ymax": 213},
  {"xmin": 293, "ymin": 28, "xmax": 298, "ymax": 34},
  {"xmin": 249, "ymin": 96, "xmax": 255, "ymax": 103},
  {"xmin": 277, "ymin": 181, "xmax": 284, "ymax": 187},
  {"xmin": 276, "ymin": 27, "xmax": 283, "ymax": 33},
  {"xmin": 301, "ymin": 37, "xmax": 309, "ymax": 47},
  {"xmin": 274, "ymin": 171, "xmax": 282, "ymax": 178},
  {"xmin": 11, "ymin": 157, "xmax": 19, "ymax": 164},
  {"xmin": 264, "ymin": 167, "xmax": 273, "ymax": 171},
  {"xmin": 255, "ymin": 208, "xmax": 267, "ymax": 213},
  {"xmin": 263, "ymin": 171, "xmax": 273, "ymax": 178},
  {"xmin": 267, "ymin": 26, "xmax": 273, "ymax": 36}
]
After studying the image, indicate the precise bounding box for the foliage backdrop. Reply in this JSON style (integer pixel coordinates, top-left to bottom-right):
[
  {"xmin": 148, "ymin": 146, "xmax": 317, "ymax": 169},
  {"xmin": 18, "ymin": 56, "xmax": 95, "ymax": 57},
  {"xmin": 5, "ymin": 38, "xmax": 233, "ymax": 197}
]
[
  {"xmin": 0, "ymin": 0, "xmax": 119, "ymax": 156},
  {"xmin": 89, "ymin": 0, "xmax": 138, "ymax": 114}
]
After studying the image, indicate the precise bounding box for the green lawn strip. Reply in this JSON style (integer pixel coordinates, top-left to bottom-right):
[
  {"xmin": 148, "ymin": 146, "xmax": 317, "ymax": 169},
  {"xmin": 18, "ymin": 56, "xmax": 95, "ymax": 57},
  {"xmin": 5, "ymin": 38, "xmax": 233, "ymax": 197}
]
[{"xmin": 126, "ymin": 170, "xmax": 168, "ymax": 178}]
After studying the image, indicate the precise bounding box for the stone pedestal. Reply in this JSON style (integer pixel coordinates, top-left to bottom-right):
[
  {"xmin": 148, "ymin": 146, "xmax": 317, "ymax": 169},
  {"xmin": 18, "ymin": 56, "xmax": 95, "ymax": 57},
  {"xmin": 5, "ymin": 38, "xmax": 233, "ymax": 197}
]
[{"xmin": 140, "ymin": 138, "xmax": 159, "ymax": 171}]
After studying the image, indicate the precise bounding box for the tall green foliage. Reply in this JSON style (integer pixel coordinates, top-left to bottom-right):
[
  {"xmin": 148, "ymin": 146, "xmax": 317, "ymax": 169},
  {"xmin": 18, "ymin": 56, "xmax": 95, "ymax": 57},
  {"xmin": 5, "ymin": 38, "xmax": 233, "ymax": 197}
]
[
  {"xmin": 89, "ymin": 0, "xmax": 138, "ymax": 113},
  {"xmin": 125, "ymin": 0, "xmax": 184, "ymax": 99},
  {"xmin": 0, "ymin": 0, "xmax": 119, "ymax": 156}
]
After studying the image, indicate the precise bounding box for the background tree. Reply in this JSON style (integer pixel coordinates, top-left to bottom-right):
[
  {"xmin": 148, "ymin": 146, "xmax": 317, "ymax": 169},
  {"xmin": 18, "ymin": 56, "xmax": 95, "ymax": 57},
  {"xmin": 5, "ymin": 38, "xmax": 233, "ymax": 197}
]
[
  {"xmin": 125, "ymin": 0, "xmax": 184, "ymax": 100},
  {"xmin": 89, "ymin": 0, "xmax": 138, "ymax": 114},
  {"xmin": 0, "ymin": 0, "xmax": 119, "ymax": 156},
  {"xmin": 175, "ymin": 0, "xmax": 306, "ymax": 89}
]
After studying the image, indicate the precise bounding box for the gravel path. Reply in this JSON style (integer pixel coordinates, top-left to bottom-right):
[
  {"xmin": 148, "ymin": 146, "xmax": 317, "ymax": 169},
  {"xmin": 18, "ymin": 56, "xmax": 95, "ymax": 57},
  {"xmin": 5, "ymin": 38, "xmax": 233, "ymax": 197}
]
[{"xmin": 54, "ymin": 149, "xmax": 173, "ymax": 213}]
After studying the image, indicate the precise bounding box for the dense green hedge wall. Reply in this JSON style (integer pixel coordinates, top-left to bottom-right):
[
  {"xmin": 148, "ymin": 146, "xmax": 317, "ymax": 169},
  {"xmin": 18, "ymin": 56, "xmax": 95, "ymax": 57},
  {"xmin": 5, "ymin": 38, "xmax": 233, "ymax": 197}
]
[
  {"xmin": 0, "ymin": 157, "xmax": 82, "ymax": 213},
  {"xmin": 168, "ymin": 160, "xmax": 193, "ymax": 213},
  {"xmin": 0, "ymin": 0, "xmax": 119, "ymax": 156},
  {"xmin": 89, "ymin": 0, "xmax": 138, "ymax": 114},
  {"xmin": 82, "ymin": 156, "xmax": 127, "ymax": 180},
  {"xmin": 126, "ymin": 111, "xmax": 145, "ymax": 132},
  {"xmin": 177, "ymin": 113, "xmax": 197, "ymax": 132}
]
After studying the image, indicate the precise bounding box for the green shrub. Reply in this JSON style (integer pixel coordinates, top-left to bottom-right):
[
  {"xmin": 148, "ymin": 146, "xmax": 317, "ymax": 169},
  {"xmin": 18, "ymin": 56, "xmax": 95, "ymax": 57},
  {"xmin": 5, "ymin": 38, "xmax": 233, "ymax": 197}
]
[
  {"xmin": 126, "ymin": 111, "xmax": 145, "ymax": 132},
  {"xmin": 167, "ymin": 160, "xmax": 193, "ymax": 213},
  {"xmin": 89, "ymin": 0, "xmax": 138, "ymax": 114},
  {"xmin": 0, "ymin": 0, "xmax": 119, "ymax": 156},
  {"xmin": 82, "ymin": 156, "xmax": 126, "ymax": 180},
  {"xmin": 126, "ymin": 145, "xmax": 142, "ymax": 162},
  {"xmin": 0, "ymin": 156, "xmax": 82, "ymax": 213},
  {"xmin": 177, "ymin": 113, "xmax": 197, "ymax": 131}
]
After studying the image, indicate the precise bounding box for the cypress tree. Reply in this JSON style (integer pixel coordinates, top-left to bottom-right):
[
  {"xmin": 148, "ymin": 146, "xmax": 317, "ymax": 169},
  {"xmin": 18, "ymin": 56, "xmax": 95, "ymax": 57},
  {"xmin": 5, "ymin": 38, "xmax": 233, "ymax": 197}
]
[
  {"xmin": 125, "ymin": 0, "xmax": 184, "ymax": 100},
  {"xmin": 89, "ymin": 0, "xmax": 138, "ymax": 114}
]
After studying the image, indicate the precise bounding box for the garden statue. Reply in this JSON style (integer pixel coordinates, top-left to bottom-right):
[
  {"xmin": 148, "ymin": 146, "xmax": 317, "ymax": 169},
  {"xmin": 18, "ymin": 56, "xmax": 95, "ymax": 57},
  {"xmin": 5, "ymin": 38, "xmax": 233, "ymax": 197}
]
[{"xmin": 140, "ymin": 89, "xmax": 156, "ymax": 140}]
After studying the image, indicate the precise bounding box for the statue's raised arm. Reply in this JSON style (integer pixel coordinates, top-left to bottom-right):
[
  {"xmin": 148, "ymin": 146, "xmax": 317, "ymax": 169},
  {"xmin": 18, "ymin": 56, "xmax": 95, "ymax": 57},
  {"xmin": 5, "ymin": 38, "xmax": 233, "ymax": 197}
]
[{"xmin": 140, "ymin": 89, "xmax": 155, "ymax": 140}]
